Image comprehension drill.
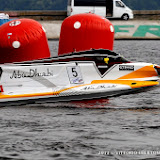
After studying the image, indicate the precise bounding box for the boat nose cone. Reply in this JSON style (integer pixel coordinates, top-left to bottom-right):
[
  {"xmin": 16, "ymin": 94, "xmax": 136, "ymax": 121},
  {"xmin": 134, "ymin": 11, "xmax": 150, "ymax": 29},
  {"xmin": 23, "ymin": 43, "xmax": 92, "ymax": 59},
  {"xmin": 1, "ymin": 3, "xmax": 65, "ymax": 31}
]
[{"xmin": 154, "ymin": 65, "xmax": 160, "ymax": 76}]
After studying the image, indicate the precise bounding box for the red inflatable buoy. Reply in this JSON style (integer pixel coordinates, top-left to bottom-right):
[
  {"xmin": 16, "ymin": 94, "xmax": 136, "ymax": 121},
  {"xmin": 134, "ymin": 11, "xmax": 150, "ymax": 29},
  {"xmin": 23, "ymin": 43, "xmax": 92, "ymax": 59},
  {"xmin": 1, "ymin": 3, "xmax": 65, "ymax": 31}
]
[
  {"xmin": 0, "ymin": 19, "xmax": 50, "ymax": 63},
  {"xmin": 58, "ymin": 13, "xmax": 114, "ymax": 56}
]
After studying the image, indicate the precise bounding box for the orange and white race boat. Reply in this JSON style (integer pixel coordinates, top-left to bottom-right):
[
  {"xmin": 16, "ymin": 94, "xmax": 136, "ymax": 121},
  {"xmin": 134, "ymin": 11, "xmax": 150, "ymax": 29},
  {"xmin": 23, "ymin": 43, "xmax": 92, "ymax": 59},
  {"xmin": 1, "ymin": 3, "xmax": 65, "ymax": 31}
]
[
  {"xmin": 0, "ymin": 14, "xmax": 159, "ymax": 105},
  {"xmin": 0, "ymin": 49, "xmax": 159, "ymax": 105}
]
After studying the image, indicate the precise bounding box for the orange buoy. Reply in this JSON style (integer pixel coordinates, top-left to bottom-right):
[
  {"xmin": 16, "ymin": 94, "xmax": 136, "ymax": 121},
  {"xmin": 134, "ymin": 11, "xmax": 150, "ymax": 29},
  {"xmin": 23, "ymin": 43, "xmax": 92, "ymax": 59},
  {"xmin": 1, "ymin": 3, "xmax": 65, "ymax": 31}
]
[
  {"xmin": 0, "ymin": 19, "xmax": 50, "ymax": 63},
  {"xmin": 58, "ymin": 13, "xmax": 114, "ymax": 56}
]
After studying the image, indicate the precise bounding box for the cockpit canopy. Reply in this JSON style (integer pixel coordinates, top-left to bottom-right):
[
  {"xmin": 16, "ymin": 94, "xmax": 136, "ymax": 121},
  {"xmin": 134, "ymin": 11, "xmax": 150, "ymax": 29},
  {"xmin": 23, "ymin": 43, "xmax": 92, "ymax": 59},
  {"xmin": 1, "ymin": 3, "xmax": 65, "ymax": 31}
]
[
  {"xmin": 15, "ymin": 49, "xmax": 130, "ymax": 75},
  {"xmin": 16, "ymin": 49, "xmax": 129, "ymax": 64}
]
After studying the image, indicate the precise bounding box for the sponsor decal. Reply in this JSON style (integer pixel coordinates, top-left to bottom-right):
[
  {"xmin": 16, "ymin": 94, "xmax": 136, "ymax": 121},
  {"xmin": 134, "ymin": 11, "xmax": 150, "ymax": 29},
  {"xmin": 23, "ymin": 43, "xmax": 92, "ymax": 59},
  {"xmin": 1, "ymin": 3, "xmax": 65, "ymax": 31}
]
[
  {"xmin": 9, "ymin": 21, "xmax": 21, "ymax": 27},
  {"xmin": 7, "ymin": 33, "xmax": 12, "ymax": 36},
  {"xmin": 67, "ymin": 66, "xmax": 84, "ymax": 84},
  {"xmin": 71, "ymin": 77, "xmax": 84, "ymax": 84},
  {"xmin": 81, "ymin": 84, "xmax": 117, "ymax": 91},
  {"xmin": 119, "ymin": 65, "xmax": 134, "ymax": 71},
  {"xmin": 10, "ymin": 68, "xmax": 54, "ymax": 79}
]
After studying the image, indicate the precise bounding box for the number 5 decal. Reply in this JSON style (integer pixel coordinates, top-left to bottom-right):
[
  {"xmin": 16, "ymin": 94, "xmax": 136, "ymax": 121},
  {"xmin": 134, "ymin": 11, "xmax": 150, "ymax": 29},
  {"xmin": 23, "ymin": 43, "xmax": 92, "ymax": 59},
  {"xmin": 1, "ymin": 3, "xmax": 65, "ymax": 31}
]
[
  {"xmin": 72, "ymin": 67, "xmax": 78, "ymax": 77},
  {"xmin": 67, "ymin": 66, "xmax": 84, "ymax": 84}
]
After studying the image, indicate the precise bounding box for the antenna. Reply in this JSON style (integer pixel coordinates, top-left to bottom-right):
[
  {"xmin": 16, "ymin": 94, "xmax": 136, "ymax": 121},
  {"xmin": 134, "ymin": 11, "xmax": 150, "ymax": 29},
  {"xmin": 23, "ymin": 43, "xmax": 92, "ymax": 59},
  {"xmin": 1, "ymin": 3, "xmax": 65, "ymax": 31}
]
[{"xmin": 93, "ymin": 0, "xmax": 96, "ymax": 13}]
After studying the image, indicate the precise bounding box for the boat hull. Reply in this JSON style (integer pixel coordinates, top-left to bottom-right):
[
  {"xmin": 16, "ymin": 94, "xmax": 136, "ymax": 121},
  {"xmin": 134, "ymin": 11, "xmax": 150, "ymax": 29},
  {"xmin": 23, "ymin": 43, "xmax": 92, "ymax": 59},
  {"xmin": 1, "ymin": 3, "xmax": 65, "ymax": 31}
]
[{"xmin": 0, "ymin": 50, "xmax": 159, "ymax": 104}]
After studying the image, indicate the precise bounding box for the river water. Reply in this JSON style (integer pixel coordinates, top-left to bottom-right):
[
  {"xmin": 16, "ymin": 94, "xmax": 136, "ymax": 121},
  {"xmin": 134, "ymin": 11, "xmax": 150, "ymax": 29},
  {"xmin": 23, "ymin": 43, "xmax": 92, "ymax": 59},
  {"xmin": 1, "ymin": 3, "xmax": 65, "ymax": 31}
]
[{"xmin": 0, "ymin": 40, "xmax": 160, "ymax": 160}]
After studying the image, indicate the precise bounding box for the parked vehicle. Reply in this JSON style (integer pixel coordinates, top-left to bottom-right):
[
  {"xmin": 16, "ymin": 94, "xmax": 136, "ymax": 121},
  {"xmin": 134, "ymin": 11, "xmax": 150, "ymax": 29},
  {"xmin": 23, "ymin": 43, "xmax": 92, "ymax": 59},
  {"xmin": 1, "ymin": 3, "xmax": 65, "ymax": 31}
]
[{"xmin": 67, "ymin": 0, "xmax": 134, "ymax": 20}]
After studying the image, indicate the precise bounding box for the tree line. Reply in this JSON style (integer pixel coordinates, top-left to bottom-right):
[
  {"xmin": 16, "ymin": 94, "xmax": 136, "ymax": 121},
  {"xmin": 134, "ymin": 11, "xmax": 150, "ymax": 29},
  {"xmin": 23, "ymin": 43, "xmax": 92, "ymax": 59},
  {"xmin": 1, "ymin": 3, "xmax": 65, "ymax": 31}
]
[
  {"xmin": 0, "ymin": 0, "xmax": 160, "ymax": 11},
  {"xmin": 0, "ymin": 0, "xmax": 67, "ymax": 10},
  {"xmin": 123, "ymin": 0, "xmax": 160, "ymax": 10}
]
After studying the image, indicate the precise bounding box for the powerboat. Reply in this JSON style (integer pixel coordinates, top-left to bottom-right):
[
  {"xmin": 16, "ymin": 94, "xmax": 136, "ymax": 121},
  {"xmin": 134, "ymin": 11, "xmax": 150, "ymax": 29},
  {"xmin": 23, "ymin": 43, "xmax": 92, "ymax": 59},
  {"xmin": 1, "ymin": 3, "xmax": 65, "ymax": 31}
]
[{"xmin": 0, "ymin": 49, "xmax": 159, "ymax": 105}]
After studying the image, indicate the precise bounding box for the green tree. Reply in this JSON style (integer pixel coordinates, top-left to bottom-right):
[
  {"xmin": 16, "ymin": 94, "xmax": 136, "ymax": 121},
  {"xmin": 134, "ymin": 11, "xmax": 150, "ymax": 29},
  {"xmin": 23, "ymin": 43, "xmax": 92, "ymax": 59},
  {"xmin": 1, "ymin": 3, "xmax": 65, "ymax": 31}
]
[
  {"xmin": 123, "ymin": 0, "xmax": 160, "ymax": 10},
  {"xmin": 0, "ymin": 0, "xmax": 160, "ymax": 11},
  {"xmin": 0, "ymin": 0, "xmax": 67, "ymax": 10}
]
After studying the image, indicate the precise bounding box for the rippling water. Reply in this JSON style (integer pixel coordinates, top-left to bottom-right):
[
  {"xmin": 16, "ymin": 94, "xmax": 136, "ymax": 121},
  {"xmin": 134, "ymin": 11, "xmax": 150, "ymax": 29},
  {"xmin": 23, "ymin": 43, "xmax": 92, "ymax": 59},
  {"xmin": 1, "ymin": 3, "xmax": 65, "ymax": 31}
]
[{"xmin": 0, "ymin": 40, "xmax": 160, "ymax": 160}]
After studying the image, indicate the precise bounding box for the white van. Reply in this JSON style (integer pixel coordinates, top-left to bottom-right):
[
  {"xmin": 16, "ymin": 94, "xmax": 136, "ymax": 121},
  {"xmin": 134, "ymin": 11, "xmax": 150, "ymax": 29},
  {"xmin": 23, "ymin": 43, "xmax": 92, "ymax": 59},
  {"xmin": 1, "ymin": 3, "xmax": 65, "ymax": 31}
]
[{"xmin": 67, "ymin": 0, "xmax": 134, "ymax": 20}]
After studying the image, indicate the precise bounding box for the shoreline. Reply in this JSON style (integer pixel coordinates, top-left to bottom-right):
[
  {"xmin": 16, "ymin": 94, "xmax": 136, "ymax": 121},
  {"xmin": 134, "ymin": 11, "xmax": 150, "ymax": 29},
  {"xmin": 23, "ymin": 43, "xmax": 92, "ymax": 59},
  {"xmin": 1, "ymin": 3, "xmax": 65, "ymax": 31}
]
[{"xmin": 40, "ymin": 20, "xmax": 160, "ymax": 40}]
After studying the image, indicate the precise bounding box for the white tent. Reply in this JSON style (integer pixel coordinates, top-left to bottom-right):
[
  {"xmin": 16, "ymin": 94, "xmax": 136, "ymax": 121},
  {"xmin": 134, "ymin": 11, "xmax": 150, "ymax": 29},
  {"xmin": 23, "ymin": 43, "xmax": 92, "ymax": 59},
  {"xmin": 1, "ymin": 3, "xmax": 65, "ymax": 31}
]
[{"xmin": 0, "ymin": 13, "xmax": 9, "ymax": 19}]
